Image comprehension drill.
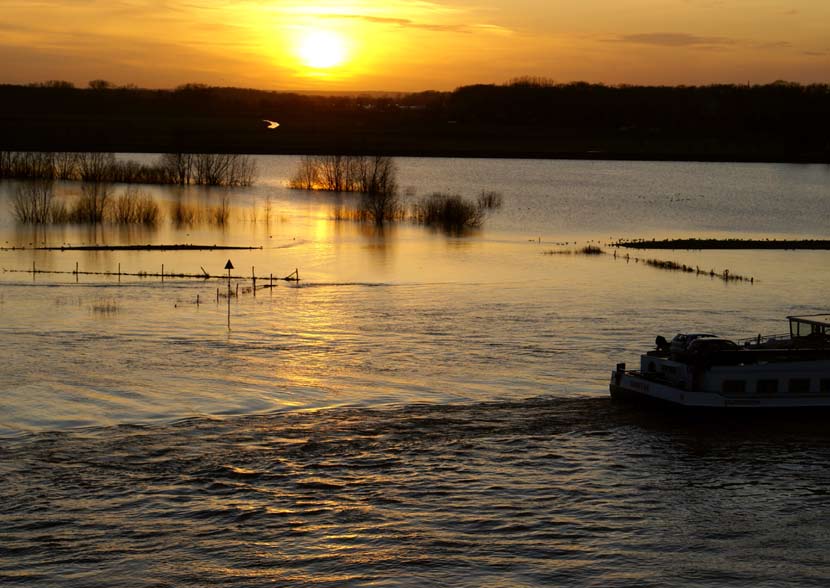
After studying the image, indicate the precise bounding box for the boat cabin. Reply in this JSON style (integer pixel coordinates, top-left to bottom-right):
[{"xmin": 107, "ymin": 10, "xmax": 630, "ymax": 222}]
[{"xmin": 789, "ymin": 314, "xmax": 830, "ymax": 344}]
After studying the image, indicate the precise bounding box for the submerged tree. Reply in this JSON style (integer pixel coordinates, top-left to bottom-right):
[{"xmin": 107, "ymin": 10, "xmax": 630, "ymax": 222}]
[{"xmin": 11, "ymin": 180, "xmax": 56, "ymax": 223}]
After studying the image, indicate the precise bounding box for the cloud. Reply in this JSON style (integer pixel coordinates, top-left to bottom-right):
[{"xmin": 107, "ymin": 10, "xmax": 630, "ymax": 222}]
[
  {"xmin": 317, "ymin": 13, "xmax": 512, "ymax": 35},
  {"xmin": 756, "ymin": 41, "xmax": 792, "ymax": 50},
  {"xmin": 803, "ymin": 51, "xmax": 827, "ymax": 57},
  {"xmin": 611, "ymin": 33, "xmax": 736, "ymax": 48}
]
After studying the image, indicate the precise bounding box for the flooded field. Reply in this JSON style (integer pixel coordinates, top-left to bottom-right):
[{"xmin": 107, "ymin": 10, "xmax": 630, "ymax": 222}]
[{"xmin": 1, "ymin": 156, "xmax": 829, "ymax": 586}]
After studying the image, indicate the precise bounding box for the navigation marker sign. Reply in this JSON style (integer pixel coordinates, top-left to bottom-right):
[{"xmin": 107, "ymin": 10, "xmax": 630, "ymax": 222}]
[{"xmin": 225, "ymin": 260, "xmax": 234, "ymax": 329}]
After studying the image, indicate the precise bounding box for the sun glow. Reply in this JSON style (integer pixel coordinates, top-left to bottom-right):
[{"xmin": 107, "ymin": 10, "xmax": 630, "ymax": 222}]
[{"xmin": 297, "ymin": 30, "xmax": 348, "ymax": 69}]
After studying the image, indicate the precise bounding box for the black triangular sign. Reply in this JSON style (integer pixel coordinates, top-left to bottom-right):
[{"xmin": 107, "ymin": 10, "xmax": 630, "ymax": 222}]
[{"xmin": 224, "ymin": 260, "xmax": 234, "ymax": 270}]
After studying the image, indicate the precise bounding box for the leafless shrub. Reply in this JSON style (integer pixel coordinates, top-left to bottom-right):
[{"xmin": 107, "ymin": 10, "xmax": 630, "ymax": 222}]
[
  {"xmin": 411, "ymin": 192, "xmax": 483, "ymax": 231},
  {"xmin": 71, "ymin": 182, "xmax": 111, "ymax": 222},
  {"xmin": 53, "ymin": 152, "xmax": 79, "ymax": 180},
  {"xmin": 192, "ymin": 154, "xmax": 256, "ymax": 187},
  {"xmin": 49, "ymin": 199, "xmax": 70, "ymax": 223},
  {"xmin": 11, "ymin": 180, "xmax": 56, "ymax": 223},
  {"xmin": 159, "ymin": 153, "xmax": 193, "ymax": 185},
  {"xmin": 288, "ymin": 155, "xmax": 398, "ymax": 195},
  {"xmin": 477, "ymin": 190, "xmax": 503, "ymax": 210},
  {"xmin": 288, "ymin": 156, "xmax": 321, "ymax": 189},
  {"xmin": 77, "ymin": 152, "xmax": 116, "ymax": 182},
  {"xmin": 110, "ymin": 187, "xmax": 160, "ymax": 224},
  {"xmin": 0, "ymin": 151, "xmax": 255, "ymax": 187}
]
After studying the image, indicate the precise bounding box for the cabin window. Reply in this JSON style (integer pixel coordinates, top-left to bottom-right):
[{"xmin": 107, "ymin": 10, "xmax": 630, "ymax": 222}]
[
  {"xmin": 756, "ymin": 379, "xmax": 779, "ymax": 396},
  {"xmin": 821, "ymin": 379, "xmax": 830, "ymax": 394},
  {"xmin": 788, "ymin": 379, "xmax": 811, "ymax": 395},
  {"xmin": 722, "ymin": 380, "xmax": 746, "ymax": 395}
]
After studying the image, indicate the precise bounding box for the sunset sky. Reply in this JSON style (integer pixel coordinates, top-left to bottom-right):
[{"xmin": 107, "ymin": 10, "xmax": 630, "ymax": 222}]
[{"xmin": 2, "ymin": 0, "xmax": 828, "ymax": 91}]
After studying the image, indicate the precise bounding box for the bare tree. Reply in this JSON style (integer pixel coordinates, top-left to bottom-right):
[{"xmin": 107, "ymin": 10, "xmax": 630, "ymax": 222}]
[
  {"xmin": 77, "ymin": 152, "xmax": 116, "ymax": 182},
  {"xmin": 11, "ymin": 180, "xmax": 55, "ymax": 223},
  {"xmin": 288, "ymin": 156, "xmax": 321, "ymax": 189},
  {"xmin": 160, "ymin": 153, "xmax": 193, "ymax": 185},
  {"xmin": 53, "ymin": 152, "xmax": 79, "ymax": 180}
]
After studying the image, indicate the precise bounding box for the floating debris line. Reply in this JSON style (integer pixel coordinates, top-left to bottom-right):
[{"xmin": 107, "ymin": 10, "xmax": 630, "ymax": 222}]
[
  {"xmin": 0, "ymin": 244, "xmax": 263, "ymax": 252},
  {"xmin": 541, "ymin": 245, "xmax": 755, "ymax": 283},
  {"xmin": 3, "ymin": 265, "xmax": 300, "ymax": 283},
  {"xmin": 612, "ymin": 238, "xmax": 830, "ymax": 250},
  {"xmin": 613, "ymin": 250, "xmax": 754, "ymax": 283}
]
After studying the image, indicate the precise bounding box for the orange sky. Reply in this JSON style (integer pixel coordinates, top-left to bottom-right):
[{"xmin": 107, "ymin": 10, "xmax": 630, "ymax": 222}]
[{"xmin": 1, "ymin": 1, "xmax": 828, "ymax": 91}]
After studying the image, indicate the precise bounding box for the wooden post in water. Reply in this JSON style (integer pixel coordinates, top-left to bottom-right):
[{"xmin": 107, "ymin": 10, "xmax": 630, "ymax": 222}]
[
  {"xmin": 161, "ymin": 264, "xmax": 164, "ymax": 283},
  {"xmin": 118, "ymin": 262, "xmax": 121, "ymax": 283},
  {"xmin": 252, "ymin": 266, "xmax": 256, "ymax": 297},
  {"xmin": 32, "ymin": 260, "xmax": 35, "ymax": 281},
  {"xmin": 75, "ymin": 261, "xmax": 79, "ymax": 283}
]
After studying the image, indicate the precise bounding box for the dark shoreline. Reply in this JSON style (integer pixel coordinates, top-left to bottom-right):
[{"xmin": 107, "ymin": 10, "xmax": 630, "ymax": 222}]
[{"xmin": 2, "ymin": 82, "xmax": 828, "ymax": 164}]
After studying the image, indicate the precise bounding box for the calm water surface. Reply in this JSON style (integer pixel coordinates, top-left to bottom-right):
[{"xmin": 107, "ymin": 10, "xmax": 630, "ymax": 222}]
[{"xmin": 1, "ymin": 157, "xmax": 829, "ymax": 585}]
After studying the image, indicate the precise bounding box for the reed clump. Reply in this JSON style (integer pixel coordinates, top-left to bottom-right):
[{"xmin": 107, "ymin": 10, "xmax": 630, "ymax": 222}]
[
  {"xmin": 170, "ymin": 201, "xmax": 201, "ymax": 226},
  {"xmin": 109, "ymin": 187, "xmax": 160, "ymax": 225},
  {"xmin": 209, "ymin": 197, "xmax": 231, "ymax": 226},
  {"xmin": 543, "ymin": 244, "xmax": 605, "ymax": 255}
]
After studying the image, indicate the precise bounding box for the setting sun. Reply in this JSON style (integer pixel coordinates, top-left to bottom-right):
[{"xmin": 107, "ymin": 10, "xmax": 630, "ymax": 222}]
[{"xmin": 297, "ymin": 30, "xmax": 348, "ymax": 69}]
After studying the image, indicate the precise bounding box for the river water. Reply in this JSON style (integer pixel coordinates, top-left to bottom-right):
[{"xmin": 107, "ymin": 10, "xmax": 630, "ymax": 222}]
[{"xmin": 1, "ymin": 157, "xmax": 829, "ymax": 586}]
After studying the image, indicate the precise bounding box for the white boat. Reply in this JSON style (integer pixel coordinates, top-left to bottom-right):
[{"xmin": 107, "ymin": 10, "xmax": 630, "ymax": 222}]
[{"xmin": 610, "ymin": 315, "xmax": 830, "ymax": 409}]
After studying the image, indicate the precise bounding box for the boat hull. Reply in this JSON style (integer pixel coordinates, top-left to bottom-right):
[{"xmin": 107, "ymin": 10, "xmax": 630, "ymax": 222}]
[{"xmin": 610, "ymin": 370, "xmax": 830, "ymax": 410}]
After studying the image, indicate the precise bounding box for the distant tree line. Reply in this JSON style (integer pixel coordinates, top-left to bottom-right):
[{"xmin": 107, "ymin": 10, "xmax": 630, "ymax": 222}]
[
  {"xmin": 0, "ymin": 151, "xmax": 256, "ymax": 186},
  {"xmin": 0, "ymin": 80, "xmax": 827, "ymax": 161}
]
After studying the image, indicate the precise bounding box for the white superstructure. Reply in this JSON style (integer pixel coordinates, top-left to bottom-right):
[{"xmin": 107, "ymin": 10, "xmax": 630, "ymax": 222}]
[{"xmin": 610, "ymin": 315, "xmax": 830, "ymax": 408}]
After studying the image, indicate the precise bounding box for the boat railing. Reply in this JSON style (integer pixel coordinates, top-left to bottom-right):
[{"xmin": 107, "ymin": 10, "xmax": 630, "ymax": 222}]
[{"xmin": 741, "ymin": 332, "xmax": 791, "ymax": 347}]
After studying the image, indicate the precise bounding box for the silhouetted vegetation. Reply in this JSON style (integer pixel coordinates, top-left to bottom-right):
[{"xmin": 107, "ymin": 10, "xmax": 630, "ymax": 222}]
[
  {"xmin": 110, "ymin": 187, "xmax": 160, "ymax": 225},
  {"xmin": 0, "ymin": 150, "xmax": 256, "ymax": 186},
  {"xmin": 72, "ymin": 183, "xmax": 111, "ymax": 223},
  {"xmin": 288, "ymin": 155, "xmax": 397, "ymax": 194},
  {"xmin": 411, "ymin": 193, "xmax": 484, "ymax": 231},
  {"xmin": 0, "ymin": 81, "xmax": 827, "ymax": 161},
  {"xmin": 289, "ymin": 155, "xmax": 401, "ymax": 225},
  {"xmin": 11, "ymin": 180, "xmax": 57, "ymax": 223},
  {"xmin": 477, "ymin": 191, "xmax": 504, "ymax": 211},
  {"xmin": 288, "ymin": 155, "xmax": 500, "ymax": 229},
  {"xmin": 543, "ymin": 244, "xmax": 605, "ymax": 255},
  {"xmin": 210, "ymin": 196, "xmax": 231, "ymax": 226},
  {"xmin": 170, "ymin": 201, "xmax": 199, "ymax": 226}
]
